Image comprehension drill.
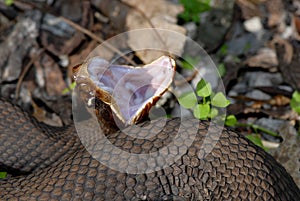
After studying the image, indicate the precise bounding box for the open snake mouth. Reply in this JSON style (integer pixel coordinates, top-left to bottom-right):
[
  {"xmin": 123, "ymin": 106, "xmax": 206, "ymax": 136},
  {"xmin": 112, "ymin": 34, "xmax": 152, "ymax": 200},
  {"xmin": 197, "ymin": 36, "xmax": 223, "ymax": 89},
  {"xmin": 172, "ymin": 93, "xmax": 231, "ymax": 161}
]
[{"xmin": 74, "ymin": 56, "xmax": 176, "ymax": 126}]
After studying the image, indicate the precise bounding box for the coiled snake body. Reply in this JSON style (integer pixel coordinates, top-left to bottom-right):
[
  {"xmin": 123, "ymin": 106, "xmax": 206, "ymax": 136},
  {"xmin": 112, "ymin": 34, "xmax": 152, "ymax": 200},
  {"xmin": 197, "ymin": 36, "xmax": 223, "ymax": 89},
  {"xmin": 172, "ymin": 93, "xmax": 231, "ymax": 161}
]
[{"xmin": 0, "ymin": 98, "xmax": 300, "ymax": 200}]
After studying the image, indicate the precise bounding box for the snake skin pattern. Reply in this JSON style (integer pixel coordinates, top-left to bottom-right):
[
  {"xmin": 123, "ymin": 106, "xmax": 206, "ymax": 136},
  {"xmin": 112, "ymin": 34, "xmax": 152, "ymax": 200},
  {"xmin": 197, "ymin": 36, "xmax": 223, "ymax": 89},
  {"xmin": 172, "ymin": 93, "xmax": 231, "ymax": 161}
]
[{"xmin": 0, "ymin": 98, "xmax": 300, "ymax": 200}]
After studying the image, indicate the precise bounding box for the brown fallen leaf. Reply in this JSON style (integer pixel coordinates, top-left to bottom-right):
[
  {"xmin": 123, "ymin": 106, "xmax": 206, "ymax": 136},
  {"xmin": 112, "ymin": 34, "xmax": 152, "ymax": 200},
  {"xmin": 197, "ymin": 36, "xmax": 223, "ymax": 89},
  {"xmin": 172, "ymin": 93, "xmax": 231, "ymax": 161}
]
[
  {"xmin": 0, "ymin": 11, "xmax": 41, "ymax": 82},
  {"xmin": 124, "ymin": 0, "xmax": 186, "ymax": 63},
  {"xmin": 228, "ymin": 94, "xmax": 290, "ymax": 118},
  {"xmin": 235, "ymin": 0, "xmax": 263, "ymax": 19},
  {"xmin": 268, "ymin": 95, "xmax": 290, "ymax": 106},
  {"xmin": 293, "ymin": 14, "xmax": 300, "ymax": 40},
  {"xmin": 265, "ymin": 0, "xmax": 285, "ymax": 27},
  {"xmin": 40, "ymin": 1, "xmax": 90, "ymax": 57},
  {"xmin": 91, "ymin": 0, "xmax": 129, "ymax": 31},
  {"xmin": 273, "ymin": 37, "xmax": 300, "ymax": 91},
  {"xmin": 230, "ymin": 94, "xmax": 290, "ymax": 107},
  {"xmin": 68, "ymin": 40, "xmax": 99, "ymax": 79},
  {"xmin": 40, "ymin": 14, "xmax": 85, "ymax": 57},
  {"xmin": 31, "ymin": 99, "xmax": 63, "ymax": 127},
  {"xmin": 37, "ymin": 53, "xmax": 67, "ymax": 97},
  {"xmin": 271, "ymin": 36, "xmax": 293, "ymax": 64},
  {"xmin": 245, "ymin": 48, "xmax": 278, "ymax": 69}
]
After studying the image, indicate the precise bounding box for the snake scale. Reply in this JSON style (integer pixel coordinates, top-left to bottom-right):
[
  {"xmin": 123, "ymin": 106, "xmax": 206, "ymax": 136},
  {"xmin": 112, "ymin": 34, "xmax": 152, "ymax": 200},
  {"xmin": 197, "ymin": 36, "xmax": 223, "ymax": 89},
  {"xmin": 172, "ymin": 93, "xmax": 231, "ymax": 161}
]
[{"xmin": 0, "ymin": 98, "xmax": 300, "ymax": 200}]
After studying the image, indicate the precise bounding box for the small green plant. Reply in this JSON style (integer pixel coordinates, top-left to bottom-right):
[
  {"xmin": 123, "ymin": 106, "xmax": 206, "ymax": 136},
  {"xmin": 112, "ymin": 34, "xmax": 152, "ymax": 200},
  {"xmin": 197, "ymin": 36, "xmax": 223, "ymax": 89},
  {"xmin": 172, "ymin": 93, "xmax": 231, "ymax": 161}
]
[
  {"xmin": 178, "ymin": 78, "xmax": 230, "ymax": 120},
  {"xmin": 217, "ymin": 63, "xmax": 226, "ymax": 77},
  {"xmin": 233, "ymin": 121, "xmax": 280, "ymax": 151},
  {"xmin": 178, "ymin": 0, "xmax": 211, "ymax": 23},
  {"xmin": 0, "ymin": 172, "xmax": 7, "ymax": 179},
  {"xmin": 177, "ymin": 60, "xmax": 277, "ymax": 150},
  {"xmin": 178, "ymin": 92, "xmax": 197, "ymax": 109},
  {"xmin": 5, "ymin": 0, "xmax": 14, "ymax": 6},
  {"xmin": 180, "ymin": 56, "xmax": 201, "ymax": 70},
  {"xmin": 177, "ymin": 77, "xmax": 279, "ymax": 150},
  {"xmin": 290, "ymin": 91, "xmax": 300, "ymax": 136},
  {"xmin": 225, "ymin": 114, "xmax": 237, "ymax": 126},
  {"xmin": 224, "ymin": 112, "xmax": 279, "ymax": 151},
  {"xmin": 62, "ymin": 82, "xmax": 76, "ymax": 95},
  {"xmin": 246, "ymin": 134, "xmax": 266, "ymax": 151},
  {"xmin": 178, "ymin": 77, "xmax": 273, "ymax": 150},
  {"xmin": 290, "ymin": 91, "xmax": 300, "ymax": 114},
  {"xmin": 219, "ymin": 44, "xmax": 228, "ymax": 56}
]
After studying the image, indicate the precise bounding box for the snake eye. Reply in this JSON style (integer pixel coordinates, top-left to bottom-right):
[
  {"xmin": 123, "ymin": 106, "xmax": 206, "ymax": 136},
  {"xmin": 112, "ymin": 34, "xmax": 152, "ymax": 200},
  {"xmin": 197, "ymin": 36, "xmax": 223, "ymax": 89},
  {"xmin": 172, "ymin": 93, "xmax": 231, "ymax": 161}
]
[{"xmin": 73, "ymin": 56, "xmax": 176, "ymax": 126}]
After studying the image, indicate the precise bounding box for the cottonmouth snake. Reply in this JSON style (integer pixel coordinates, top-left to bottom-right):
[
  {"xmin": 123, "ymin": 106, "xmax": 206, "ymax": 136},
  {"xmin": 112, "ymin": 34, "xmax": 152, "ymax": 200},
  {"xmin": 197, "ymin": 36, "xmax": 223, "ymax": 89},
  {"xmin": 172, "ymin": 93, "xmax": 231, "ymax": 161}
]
[{"xmin": 0, "ymin": 98, "xmax": 300, "ymax": 200}]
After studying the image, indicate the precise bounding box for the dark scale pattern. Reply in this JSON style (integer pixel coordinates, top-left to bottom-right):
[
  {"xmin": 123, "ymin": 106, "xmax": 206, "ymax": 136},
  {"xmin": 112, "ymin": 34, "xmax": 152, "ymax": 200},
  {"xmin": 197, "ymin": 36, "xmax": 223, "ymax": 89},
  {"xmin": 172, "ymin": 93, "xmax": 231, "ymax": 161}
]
[
  {"xmin": 0, "ymin": 98, "xmax": 300, "ymax": 200},
  {"xmin": 0, "ymin": 100, "xmax": 80, "ymax": 175}
]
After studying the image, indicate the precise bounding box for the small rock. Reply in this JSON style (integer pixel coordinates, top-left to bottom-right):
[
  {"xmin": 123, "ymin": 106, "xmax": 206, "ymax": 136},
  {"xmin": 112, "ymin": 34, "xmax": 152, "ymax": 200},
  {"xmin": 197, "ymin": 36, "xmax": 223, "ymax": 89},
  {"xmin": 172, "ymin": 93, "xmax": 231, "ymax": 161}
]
[
  {"xmin": 244, "ymin": 17, "xmax": 263, "ymax": 33},
  {"xmin": 183, "ymin": 22, "xmax": 197, "ymax": 39},
  {"xmin": 226, "ymin": 22, "xmax": 271, "ymax": 56},
  {"xmin": 246, "ymin": 89, "xmax": 271, "ymax": 101},
  {"xmin": 228, "ymin": 82, "xmax": 248, "ymax": 95},
  {"xmin": 245, "ymin": 48, "xmax": 278, "ymax": 69},
  {"xmin": 245, "ymin": 72, "xmax": 283, "ymax": 87},
  {"xmin": 197, "ymin": 7, "xmax": 234, "ymax": 50},
  {"xmin": 255, "ymin": 117, "xmax": 285, "ymax": 132}
]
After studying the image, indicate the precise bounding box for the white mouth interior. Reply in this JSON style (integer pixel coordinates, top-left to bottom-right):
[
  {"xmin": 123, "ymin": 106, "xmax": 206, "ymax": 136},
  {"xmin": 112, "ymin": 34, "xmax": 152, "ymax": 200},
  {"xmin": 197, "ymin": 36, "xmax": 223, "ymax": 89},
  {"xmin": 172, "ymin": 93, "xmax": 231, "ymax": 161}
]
[{"xmin": 87, "ymin": 56, "xmax": 175, "ymax": 125}]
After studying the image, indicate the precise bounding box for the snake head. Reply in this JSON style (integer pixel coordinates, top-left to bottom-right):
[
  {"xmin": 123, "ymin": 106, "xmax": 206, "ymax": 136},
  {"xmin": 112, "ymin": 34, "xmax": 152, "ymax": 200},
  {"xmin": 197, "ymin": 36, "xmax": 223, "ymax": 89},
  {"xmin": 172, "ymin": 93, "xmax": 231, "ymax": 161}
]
[{"xmin": 73, "ymin": 56, "xmax": 176, "ymax": 126}]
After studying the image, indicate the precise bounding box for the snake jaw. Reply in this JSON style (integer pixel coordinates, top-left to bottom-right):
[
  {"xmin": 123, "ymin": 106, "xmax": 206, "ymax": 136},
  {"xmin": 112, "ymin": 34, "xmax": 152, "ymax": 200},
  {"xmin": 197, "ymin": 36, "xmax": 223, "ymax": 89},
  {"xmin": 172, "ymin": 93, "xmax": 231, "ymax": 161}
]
[{"xmin": 73, "ymin": 56, "xmax": 176, "ymax": 126}]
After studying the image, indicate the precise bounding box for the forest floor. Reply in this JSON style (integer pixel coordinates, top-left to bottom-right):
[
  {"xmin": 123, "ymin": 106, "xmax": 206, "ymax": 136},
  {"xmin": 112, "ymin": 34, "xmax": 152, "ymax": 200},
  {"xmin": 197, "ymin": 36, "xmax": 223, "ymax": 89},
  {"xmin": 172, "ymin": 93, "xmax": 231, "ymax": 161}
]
[{"xmin": 0, "ymin": 0, "xmax": 299, "ymax": 186}]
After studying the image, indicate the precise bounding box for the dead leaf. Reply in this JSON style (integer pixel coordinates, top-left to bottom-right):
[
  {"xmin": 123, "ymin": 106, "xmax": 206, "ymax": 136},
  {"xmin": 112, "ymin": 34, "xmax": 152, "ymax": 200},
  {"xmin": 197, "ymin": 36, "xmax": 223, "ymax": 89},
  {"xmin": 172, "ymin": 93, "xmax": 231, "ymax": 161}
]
[
  {"xmin": 40, "ymin": 1, "xmax": 90, "ymax": 57},
  {"xmin": 271, "ymin": 36, "xmax": 293, "ymax": 64},
  {"xmin": 31, "ymin": 99, "xmax": 63, "ymax": 127},
  {"xmin": 245, "ymin": 48, "xmax": 278, "ymax": 69},
  {"xmin": 268, "ymin": 95, "xmax": 290, "ymax": 106},
  {"xmin": 265, "ymin": 0, "xmax": 285, "ymax": 27},
  {"xmin": 91, "ymin": 0, "xmax": 129, "ymax": 31},
  {"xmin": 124, "ymin": 0, "xmax": 186, "ymax": 63},
  {"xmin": 236, "ymin": 0, "xmax": 263, "ymax": 19},
  {"xmin": 69, "ymin": 40, "xmax": 99, "ymax": 78},
  {"xmin": 40, "ymin": 14, "xmax": 85, "ymax": 57},
  {"xmin": 293, "ymin": 15, "xmax": 300, "ymax": 40},
  {"xmin": 0, "ymin": 11, "xmax": 41, "ymax": 82},
  {"xmin": 37, "ymin": 54, "xmax": 67, "ymax": 97},
  {"xmin": 273, "ymin": 37, "xmax": 300, "ymax": 90}
]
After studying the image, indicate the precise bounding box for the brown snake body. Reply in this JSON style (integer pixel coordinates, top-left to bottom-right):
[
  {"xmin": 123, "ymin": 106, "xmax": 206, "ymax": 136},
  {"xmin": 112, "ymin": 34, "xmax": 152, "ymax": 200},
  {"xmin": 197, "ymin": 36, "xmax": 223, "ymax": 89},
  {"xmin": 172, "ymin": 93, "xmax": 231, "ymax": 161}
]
[{"xmin": 0, "ymin": 98, "xmax": 300, "ymax": 200}]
